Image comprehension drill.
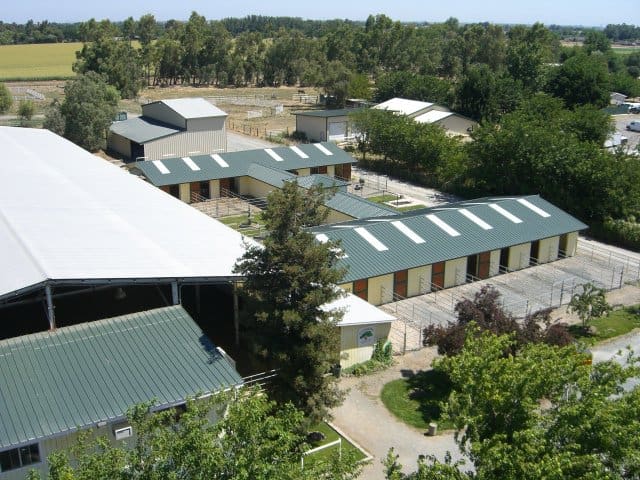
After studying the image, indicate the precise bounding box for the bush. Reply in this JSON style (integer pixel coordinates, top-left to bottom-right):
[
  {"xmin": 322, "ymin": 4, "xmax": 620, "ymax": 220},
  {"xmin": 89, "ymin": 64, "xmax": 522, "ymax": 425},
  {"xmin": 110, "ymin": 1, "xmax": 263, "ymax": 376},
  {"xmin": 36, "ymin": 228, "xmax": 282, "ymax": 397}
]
[
  {"xmin": 0, "ymin": 82, "xmax": 12, "ymax": 113},
  {"xmin": 343, "ymin": 339, "xmax": 393, "ymax": 376}
]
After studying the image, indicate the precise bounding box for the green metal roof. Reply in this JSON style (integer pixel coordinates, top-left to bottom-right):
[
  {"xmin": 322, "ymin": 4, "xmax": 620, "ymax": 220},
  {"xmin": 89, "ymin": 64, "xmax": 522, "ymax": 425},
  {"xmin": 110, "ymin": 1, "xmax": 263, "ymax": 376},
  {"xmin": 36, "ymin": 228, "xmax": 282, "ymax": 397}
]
[
  {"xmin": 110, "ymin": 116, "xmax": 182, "ymax": 144},
  {"xmin": 293, "ymin": 108, "xmax": 363, "ymax": 118},
  {"xmin": 291, "ymin": 174, "xmax": 349, "ymax": 189},
  {"xmin": 326, "ymin": 192, "xmax": 398, "ymax": 219},
  {"xmin": 0, "ymin": 306, "xmax": 242, "ymax": 449},
  {"xmin": 133, "ymin": 142, "xmax": 356, "ymax": 187},
  {"xmin": 311, "ymin": 195, "xmax": 588, "ymax": 283}
]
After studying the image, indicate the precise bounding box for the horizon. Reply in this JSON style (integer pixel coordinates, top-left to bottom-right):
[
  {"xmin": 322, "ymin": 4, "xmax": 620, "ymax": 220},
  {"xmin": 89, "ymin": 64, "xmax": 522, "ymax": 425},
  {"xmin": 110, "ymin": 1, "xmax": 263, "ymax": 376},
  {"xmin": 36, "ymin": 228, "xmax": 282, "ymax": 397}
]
[{"xmin": 3, "ymin": 0, "xmax": 639, "ymax": 28}]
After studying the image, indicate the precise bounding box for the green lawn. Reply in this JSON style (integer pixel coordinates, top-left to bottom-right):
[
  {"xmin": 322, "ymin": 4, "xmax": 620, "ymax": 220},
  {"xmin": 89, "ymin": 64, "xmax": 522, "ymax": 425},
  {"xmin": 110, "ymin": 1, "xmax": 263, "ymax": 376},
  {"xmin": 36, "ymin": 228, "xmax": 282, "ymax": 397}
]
[
  {"xmin": 380, "ymin": 370, "xmax": 454, "ymax": 431},
  {"xmin": 218, "ymin": 213, "xmax": 265, "ymax": 237},
  {"xmin": 570, "ymin": 305, "xmax": 640, "ymax": 342},
  {"xmin": 303, "ymin": 422, "xmax": 367, "ymax": 466},
  {"xmin": 0, "ymin": 42, "xmax": 81, "ymax": 80},
  {"xmin": 367, "ymin": 194, "xmax": 398, "ymax": 204}
]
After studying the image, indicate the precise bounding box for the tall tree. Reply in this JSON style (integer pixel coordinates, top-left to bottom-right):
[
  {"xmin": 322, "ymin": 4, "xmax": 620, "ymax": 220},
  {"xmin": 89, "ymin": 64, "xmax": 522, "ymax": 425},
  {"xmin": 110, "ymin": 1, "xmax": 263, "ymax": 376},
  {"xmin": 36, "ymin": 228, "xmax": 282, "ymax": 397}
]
[
  {"xmin": 233, "ymin": 182, "xmax": 346, "ymax": 423},
  {"xmin": 568, "ymin": 282, "xmax": 612, "ymax": 330},
  {"xmin": 59, "ymin": 72, "xmax": 119, "ymax": 151},
  {"xmin": 546, "ymin": 53, "xmax": 610, "ymax": 108}
]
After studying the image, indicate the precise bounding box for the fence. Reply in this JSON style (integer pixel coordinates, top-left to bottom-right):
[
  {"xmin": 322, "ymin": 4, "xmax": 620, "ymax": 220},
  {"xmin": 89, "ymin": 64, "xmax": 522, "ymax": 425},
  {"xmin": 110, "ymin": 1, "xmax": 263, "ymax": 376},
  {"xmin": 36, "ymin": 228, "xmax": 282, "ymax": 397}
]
[{"xmin": 382, "ymin": 239, "xmax": 640, "ymax": 353}]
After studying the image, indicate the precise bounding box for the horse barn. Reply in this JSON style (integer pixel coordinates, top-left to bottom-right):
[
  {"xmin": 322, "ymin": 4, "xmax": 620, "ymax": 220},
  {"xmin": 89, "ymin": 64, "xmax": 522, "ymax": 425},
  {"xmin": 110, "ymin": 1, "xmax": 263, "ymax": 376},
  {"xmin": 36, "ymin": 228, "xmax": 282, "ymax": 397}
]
[
  {"xmin": 130, "ymin": 142, "xmax": 392, "ymax": 223},
  {"xmin": 107, "ymin": 97, "xmax": 228, "ymax": 161},
  {"xmin": 312, "ymin": 196, "xmax": 587, "ymax": 306}
]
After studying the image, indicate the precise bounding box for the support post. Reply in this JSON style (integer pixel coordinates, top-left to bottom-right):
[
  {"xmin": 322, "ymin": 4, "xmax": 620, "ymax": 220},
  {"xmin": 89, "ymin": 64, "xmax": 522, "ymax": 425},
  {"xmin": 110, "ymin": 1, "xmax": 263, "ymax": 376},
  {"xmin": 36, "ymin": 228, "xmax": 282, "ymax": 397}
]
[
  {"xmin": 45, "ymin": 284, "xmax": 55, "ymax": 330},
  {"xmin": 233, "ymin": 283, "xmax": 240, "ymax": 347},
  {"xmin": 171, "ymin": 281, "xmax": 180, "ymax": 305}
]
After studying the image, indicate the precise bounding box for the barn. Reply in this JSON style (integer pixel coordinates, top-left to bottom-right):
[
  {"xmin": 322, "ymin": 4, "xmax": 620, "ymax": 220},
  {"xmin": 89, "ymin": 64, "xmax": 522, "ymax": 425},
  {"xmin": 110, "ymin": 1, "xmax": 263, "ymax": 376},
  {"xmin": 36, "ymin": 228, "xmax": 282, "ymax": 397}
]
[
  {"xmin": 312, "ymin": 196, "xmax": 587, "ymax": 305},
  {"xmin": 293, "ymin": 108, "xmax": 361, "ymax": 142},
  {"xmin": 374, "ymin": 97, "xmax": 478, "ymax": 137},
  {"xmin": 108, "ymin": 97, "xmax": 228, "ymax": 161}
]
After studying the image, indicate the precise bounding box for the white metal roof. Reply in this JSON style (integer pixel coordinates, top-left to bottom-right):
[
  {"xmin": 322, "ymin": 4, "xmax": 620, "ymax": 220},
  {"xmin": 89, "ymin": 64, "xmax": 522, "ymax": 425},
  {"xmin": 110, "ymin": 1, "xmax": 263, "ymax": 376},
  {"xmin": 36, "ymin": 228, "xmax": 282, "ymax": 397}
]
[
  {"xmin": 373, "ymin": 97, "xmax": 433, "ymax": 116},
  {"xmin": 414, "ymin": 110, "xmax": 453, "ymax": 124},
  {"xmin": 0, "ymin": 127, "xmax": 248, "ymax": 299},
  {"xmin": 323, "ymin": 291, "xmax": 396, "ymax": 327},
  {"xmin": 160, "ymin": 98, "xmax": 227, "ymax": 119}
]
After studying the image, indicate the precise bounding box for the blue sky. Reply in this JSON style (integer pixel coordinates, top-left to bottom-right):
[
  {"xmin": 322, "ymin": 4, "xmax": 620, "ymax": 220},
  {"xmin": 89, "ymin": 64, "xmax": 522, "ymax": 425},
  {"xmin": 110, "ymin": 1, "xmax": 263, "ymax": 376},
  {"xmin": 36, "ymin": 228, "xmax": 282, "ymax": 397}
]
[{"xmin": 4, "ymin": 0, "xmax": 639, "ymax": 26}]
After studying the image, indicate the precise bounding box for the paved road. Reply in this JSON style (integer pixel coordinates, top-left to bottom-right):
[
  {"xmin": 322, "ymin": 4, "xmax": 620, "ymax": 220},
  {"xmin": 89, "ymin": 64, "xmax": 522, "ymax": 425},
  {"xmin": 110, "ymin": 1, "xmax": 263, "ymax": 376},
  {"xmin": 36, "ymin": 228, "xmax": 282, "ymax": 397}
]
[
  {"xmin": 613, "ymin": 113, "xmax": 640, "ymax": 153},
  {"xmin": 226, "ymin": 131, "xmax": 277, "ymax": 152},
  {"xmin": 590, "ymin": 330, "xmax": 640, "ymax": 390}
]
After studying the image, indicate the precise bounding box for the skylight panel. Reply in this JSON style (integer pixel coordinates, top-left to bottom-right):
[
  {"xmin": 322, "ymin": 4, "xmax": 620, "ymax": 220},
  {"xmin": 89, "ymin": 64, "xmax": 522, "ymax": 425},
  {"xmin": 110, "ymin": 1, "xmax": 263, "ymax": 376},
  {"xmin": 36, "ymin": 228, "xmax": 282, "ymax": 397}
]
[
  {"xmin": 181, "ymin": 157, "xmax": 200, "ymax": 171},
  {"xmin": 459, "ymin": 208, "xmax": 493, "ymax": 230},
  {"xmin": 290, "ymin": 146, "xmax": 309, "ymax": 158},
  {"xmin": 426, "ymin": 214, "xmax": 460, "ymax": 237},
  {"xmin": 313, "ymin": 143, "xmax": 333, "ymax": 156},
  {"xmin": 152, "ymin": 160, "xmax": 170, "ymax": 174},
  {"xmin": 391, "ymin": 221, "xmax": 425, "ymax": 244},
  {"xmin": 265, "ymin": 148, "xmax": 284, "ymax": 162},
  {"xmin": 211, "ymin": 154, "xmax": 229, "ymax": 168},
  {"xmin": 354, "ymin": 227, "xmax": 388, "ymax": 251},
  {"xmin": 517, "ymin": 198, "xmax": 551, "ymax": 218},
  {"xmin": 489, "ymin": 203, "xmax": 523, "ymax": 224}
]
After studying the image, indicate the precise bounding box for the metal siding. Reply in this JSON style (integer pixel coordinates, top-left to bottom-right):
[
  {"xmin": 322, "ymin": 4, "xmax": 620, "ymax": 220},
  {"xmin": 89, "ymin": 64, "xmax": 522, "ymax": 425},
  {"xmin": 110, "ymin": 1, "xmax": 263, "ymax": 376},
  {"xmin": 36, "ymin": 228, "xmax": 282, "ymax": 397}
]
[
  {"xmin": 296, "ymin": 116, "xmax": 326, "ymax": 142},
  {"xmin": 489, "ymin": 249, "xmax": 501, "ymax": 277},
  {"xmin": 444, "ymin": 257, "xmax": 467, "ymax": 288},
  {"xmin": 566, "ymin": 232, "xmax": 579, "ymax": 256},
  {"xmin": 367, "ymin": 273, "xmax": 394, "ymax": 305},
  {"xmin": 340, "ymin": 323, "xmax": 392, "ymax": 368},
  {"xmin": 107, "ymin": 132, "xmax": 132, "ymax": 159},
  {"xmin": 508, "ymin": 243, "xmax": 531, "ymax": 271},
  {"xmin": 538, "ymin": 236, "xmax": 560, "ymax": 263},
  {"xmin": 144, "ymin": 130, "xmax": 226, "ymax": 161}
]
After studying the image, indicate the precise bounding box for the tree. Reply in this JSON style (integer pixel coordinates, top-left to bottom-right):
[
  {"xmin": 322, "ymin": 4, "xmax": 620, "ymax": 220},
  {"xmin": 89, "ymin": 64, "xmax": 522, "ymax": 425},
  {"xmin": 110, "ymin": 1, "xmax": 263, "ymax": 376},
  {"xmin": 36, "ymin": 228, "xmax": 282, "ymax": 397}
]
[
  {"xmin": 17, "ymin": 99, "xmax": 35, "ymax": 125},
  {"xmin": 568, "ymin": 282, "xmax": 612, "ymax": 330},
  {"xmin": 43, "ymin": 100, "xmax": 65, "ymax": 136},
  {"xmin": 29, "ymin": 388, "xmax": 362, "ymax": 480},
  {"xmin": 383, "ymin": 449, "xmax": 470, "ymax": 480},
  {"xmin": 546, "ymin": 53, "xmax": 610, "ymax": 108},
  {"xmin": 421, "ymin": 329, "xmax": 640, "ymax": 479},
  {"xmin": 423, "ymin": 285, "xmax": 573, "ymax": 356},
  {"xmin": 0, "ymin": 82, "xmax": 12, "ymax": 113},
  {"xmin": 233, "ymin": 182, "xmax": 346, "ymax": 423},
  {"xmin": 60, "ymin": 72, "xmax": 119, "ymax": 151}
]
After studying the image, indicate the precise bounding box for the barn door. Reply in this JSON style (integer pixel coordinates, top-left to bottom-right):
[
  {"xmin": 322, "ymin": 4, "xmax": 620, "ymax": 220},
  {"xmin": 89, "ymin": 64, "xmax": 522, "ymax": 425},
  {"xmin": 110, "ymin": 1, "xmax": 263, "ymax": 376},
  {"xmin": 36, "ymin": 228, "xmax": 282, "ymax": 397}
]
[
  {"xmin": 431, "ymin": 262, "xmax": 445, "ymax": 291},
  {"xmin": 354, "ymin": 279, "xmax": 368, "ymax": 301},
  {"xmin": 478, "ymin": 252, "xmax": 491, "ymax": 279},
  {"xmin": 394, "ymin": 270, "xmax": 408, "ymax": 299}
]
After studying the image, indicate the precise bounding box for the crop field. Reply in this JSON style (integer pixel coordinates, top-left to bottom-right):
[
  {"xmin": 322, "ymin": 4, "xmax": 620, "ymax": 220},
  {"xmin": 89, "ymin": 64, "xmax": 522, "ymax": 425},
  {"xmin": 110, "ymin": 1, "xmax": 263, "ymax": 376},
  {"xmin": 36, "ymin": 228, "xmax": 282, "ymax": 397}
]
[{"xmin": 0, "ymin": 42, "xmax": 81, "ymax": 81}]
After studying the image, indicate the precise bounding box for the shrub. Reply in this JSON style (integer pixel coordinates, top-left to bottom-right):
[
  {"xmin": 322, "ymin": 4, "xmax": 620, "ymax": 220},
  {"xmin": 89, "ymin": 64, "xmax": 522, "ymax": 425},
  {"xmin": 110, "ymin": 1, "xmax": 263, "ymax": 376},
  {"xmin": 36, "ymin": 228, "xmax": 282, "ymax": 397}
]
[{"xmin": 343, "ymin": 339, "xmax": 393, "ymax": 376}]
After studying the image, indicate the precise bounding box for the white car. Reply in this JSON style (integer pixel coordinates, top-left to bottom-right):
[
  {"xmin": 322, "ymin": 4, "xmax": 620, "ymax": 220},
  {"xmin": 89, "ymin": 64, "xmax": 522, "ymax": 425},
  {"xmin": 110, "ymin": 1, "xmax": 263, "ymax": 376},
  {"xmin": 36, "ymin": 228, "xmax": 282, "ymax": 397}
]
[{"xmin": 627, "ymin": 121, "xmax": 640, "ymax": 132}]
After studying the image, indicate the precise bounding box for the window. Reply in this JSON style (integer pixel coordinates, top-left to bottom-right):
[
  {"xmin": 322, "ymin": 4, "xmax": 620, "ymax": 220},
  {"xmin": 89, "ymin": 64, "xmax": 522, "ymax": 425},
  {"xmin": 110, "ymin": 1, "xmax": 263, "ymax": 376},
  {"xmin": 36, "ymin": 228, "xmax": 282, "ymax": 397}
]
[{"xmin": 0, "ymin": 444, "xmax": 40, "ymax": 472}]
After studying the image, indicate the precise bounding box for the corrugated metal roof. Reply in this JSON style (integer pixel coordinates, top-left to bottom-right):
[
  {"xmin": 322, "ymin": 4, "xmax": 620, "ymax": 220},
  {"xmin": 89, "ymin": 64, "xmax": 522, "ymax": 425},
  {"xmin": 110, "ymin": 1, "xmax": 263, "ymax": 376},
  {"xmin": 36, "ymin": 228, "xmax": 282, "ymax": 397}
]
[
  {"xmin": 295, "ymin": 175, "xmax": 350, "ymax": 189},
  {"xmin": 155, "ymin": 98, "xmax": 227, "ymax": 119},
  {"xmin": 326, "ymin": 192, "xmax": 398, "ymax": 219},
  {"xmin": 414, "ymin": 110, "xmax": 453, "ymax": 124},
  {"xmin": 0, "ymin": 305, "xmax": 242, "ymax": 449},
  {"xmin": 134, "ymin": 142, "xmax": 356, "ymax": 187},
  {"xmin": 373, "ymin": 98, "xmax": 433, "ymax": 116},
  {"xmin": 311, "ymin": 195, "xmax": 588, "ymax": 283},
  {"xmin": 324, "ymin": 291, "xmax": 396, "ymax": 326},
  {"xmin": 109, "ymin": 116, "xmax": 182, "ymax": 144},
  {"xmin": 247, "ymin": 163, "xmax": 295, "ymax": 188},
  {"xmin": 0, "ymin": 127, "xmax": 250, "ymax": 300},
  {"xmin": 293, "ymin": 108, "xmax": 362, "ymax": 118}
]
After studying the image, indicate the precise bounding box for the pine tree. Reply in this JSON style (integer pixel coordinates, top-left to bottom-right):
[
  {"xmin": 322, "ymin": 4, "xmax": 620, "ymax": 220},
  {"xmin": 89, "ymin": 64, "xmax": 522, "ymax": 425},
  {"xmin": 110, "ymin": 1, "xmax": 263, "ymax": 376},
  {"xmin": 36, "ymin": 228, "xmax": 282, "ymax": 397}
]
[{"xmin": 234, "ymin": 181, "xmax": 346, "ymax": 423}]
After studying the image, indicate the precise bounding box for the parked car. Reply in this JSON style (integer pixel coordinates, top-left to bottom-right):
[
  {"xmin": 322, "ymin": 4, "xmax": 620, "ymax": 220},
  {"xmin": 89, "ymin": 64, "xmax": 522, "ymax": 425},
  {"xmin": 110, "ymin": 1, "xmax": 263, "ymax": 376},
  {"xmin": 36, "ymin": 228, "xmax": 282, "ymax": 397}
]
[
  {"xmin": 627, "ymin": 121, "xmax": 640, "ymax": 132},
  {"xmin": 630, "ymin": 106, "xmax": 640, "ymax": 114}
]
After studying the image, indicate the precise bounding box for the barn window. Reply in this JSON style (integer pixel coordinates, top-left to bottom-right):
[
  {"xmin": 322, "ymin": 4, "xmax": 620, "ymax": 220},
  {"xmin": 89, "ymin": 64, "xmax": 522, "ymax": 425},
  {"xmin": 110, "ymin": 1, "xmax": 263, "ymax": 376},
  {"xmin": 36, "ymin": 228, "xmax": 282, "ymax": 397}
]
[{"xmin": 0, "ymin": 444, "xmax": 40, "ymax": 472}]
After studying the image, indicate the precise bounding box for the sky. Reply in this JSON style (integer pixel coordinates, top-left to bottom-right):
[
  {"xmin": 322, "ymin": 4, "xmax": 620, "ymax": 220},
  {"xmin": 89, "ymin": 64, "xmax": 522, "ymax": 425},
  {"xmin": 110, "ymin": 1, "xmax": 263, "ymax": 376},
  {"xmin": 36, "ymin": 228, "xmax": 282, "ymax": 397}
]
[{"xmin": 3, "ymin": 0, "xmax": 639, "ymax": 27}]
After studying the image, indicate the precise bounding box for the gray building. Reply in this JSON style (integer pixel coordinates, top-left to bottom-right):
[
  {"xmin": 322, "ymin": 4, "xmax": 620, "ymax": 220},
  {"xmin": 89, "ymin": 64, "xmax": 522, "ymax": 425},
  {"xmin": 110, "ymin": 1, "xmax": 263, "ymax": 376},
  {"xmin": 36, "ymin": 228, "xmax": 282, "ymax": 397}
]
[{"xmin": 108, "ymin": 98, "xmax": 228, "ymax": 162}]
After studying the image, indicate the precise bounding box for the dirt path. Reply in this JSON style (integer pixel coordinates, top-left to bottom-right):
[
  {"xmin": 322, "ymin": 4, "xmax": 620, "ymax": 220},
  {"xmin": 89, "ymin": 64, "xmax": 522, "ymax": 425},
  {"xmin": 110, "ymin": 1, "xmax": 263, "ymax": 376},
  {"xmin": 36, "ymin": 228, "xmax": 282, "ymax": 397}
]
[{"xmin": 332, "ymin": 349, "xmax": 466, "ymax": 480}]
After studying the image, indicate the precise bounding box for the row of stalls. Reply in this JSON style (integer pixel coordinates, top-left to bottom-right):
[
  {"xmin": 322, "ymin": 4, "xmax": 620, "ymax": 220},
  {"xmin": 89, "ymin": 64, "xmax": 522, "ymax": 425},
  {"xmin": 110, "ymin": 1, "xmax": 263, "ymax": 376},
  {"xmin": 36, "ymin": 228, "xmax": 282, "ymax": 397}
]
[{"xmin": 313, "ymin": 195, "xmax": 586, "ymax": 306}]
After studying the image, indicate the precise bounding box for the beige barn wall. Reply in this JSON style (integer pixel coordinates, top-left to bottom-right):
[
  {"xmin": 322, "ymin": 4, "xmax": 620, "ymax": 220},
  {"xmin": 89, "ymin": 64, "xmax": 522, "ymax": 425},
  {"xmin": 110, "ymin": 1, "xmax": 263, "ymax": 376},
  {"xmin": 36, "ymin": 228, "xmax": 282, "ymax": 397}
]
[
  {"xmin": 179, "ymin": 183, "xmax": 190, "ymax": 203},
  {"xmin": 508, "ymin": 243, "xmax": 531, "ymax": 271},
  {"xmin": 489, "ymin": 249, "xmax": 501, "ymax": 277},
  {"xmin": 367, "ymin": 274, "xmax": 394, "ymax": 305},
  {"xmin": 338, "ymin": 282, "xmax": 353, "ymax": 293},
  {"xmin": 144, "ymin": 130, "xmax": 226, "ymax": 161},
  {"xmin": 296, "ymin": 116, "xmax": 326, "ymax": 142},
  {"xmin": 444, "ymin": 257, "xmax": 467, "ymax": 288},
  {"xmin": 407, "ymin": 265, "xmax": 431, "ymax": 297},
  {"xmin": 565, "ymin": 232, "xmax": 579, "ymax": 256},
  {"xmin": 538, "ymin": 236, "xmax": 560, "ymax": 263},
  {"xmin": 209, "ymin": 179, "xmax": 220, "ymax": 198},
  {"xmin": 236, "ymin": 177, "xmax": 274, "ymax": 198},
  {"xmin": 340, "ymin": 322, "xmax": 392, "ymax": 368}
]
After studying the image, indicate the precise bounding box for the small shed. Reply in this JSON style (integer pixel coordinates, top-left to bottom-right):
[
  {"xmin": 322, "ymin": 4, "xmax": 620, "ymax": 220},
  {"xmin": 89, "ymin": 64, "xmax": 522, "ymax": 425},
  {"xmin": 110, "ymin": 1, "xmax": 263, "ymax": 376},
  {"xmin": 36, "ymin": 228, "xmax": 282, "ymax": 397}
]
[
  {"xmin": 322, "ymin": 291, "xmax": 396, "ymax": 368},
  {"xmin": 294, "ymin": 108, "xmax": 362, "ymax": 142},
  {"xmin": 611, "ymin": 92, "xmax": 628, "ymax": 105}
]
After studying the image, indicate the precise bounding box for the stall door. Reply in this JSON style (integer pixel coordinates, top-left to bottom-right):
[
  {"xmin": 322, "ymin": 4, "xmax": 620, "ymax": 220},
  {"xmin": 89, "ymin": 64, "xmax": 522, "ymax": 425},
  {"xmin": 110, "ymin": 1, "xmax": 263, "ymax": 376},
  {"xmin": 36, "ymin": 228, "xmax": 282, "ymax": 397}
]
[
  {"xmin": 478, "ymin": 252, "xmax": 491, "ymax": 279},
  {"xmin": 354, "ymin": 279, "xmax": 368, "ymax": 301},
  {"xmin": 431, "ymin": 262, "xmax": 445, "ymax": 291},
  {"xmin": 394, "ymin": 270, "xmax": 408, "ymax": 299}
]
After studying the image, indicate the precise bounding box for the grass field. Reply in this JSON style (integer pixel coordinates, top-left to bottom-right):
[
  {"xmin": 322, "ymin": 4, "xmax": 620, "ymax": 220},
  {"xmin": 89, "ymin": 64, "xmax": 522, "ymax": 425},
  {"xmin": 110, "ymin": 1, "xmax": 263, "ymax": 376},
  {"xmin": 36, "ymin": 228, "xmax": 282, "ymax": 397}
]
[
  {"xmin": 304, "ymin": 422, "xmax": 367, "ymax": 466},
  {"xmin": 0, "ymin": 42, "xmax": 80, "ymax": 80},
  {"xmin": 570, "ymin": 304, "xmax": 640, "ymax": 342}
]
